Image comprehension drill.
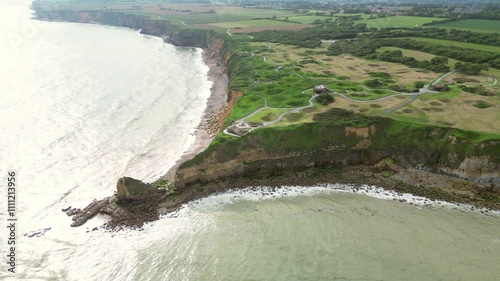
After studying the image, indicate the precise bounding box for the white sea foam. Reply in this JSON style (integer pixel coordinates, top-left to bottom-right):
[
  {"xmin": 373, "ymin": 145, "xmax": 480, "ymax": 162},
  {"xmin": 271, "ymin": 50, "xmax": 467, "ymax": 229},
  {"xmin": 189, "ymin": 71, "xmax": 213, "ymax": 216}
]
[{"xmin": 161, "ymin": 184, "xmax": 500, "ymax": 219}]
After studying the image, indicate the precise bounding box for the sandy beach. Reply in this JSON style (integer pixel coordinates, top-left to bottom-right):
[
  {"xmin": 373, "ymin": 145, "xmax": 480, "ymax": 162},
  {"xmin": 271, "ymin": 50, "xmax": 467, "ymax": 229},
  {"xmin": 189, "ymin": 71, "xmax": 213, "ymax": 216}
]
[{"xmin": 163, "ymin": 48, "xmax": 229, "ymax": 181}]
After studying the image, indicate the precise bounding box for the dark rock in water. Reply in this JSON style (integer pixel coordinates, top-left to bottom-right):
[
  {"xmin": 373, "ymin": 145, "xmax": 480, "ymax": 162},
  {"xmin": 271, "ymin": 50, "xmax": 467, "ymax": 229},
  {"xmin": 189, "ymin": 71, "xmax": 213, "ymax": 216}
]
[
  {"xmin": 66, "ymin": 208, "xmax": 81, "ymax": 216},
  {"xmin": 25, "ymin": 227, "xmax": 51, "ymax": 238},
  {"xmin": 92, "ymin": 227, "xmax": 98, "ymax": 231},
  {"xmin": 116, "ymin": 177, "xmax": 160, "ymax": 204},
  {"xmin": 68, "ymin": 177, "xmax": 168, "ymax": 229},
  {"xmin": 71, "ymin": 197, "xmax": 111, "ymax": 227},
  {"xmin": 25, "ymin": 231, "xmax": 37, "ymax": 238},
  {"xmin": 62, "ymin": 206, "xmax": 71, "ymax": 212}
]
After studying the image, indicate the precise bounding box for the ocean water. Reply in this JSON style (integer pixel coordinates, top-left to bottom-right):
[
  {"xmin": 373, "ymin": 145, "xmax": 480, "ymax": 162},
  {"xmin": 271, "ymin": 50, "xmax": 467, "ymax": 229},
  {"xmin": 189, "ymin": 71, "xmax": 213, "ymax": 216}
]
[{"xmin": 1, "ymin": 1, "xmax": 499, "ymax": 281}]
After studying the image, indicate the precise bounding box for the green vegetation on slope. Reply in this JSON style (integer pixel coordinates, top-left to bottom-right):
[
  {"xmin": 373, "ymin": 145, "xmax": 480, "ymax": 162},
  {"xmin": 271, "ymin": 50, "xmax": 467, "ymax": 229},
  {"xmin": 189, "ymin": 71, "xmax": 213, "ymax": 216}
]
[
  {"xmin": 162, "ymin": 9, "xmax": 296, "ymax": 24},
  {"xmin": 182, "ymin": 108, "xmax": 500, "ymax": 168}
]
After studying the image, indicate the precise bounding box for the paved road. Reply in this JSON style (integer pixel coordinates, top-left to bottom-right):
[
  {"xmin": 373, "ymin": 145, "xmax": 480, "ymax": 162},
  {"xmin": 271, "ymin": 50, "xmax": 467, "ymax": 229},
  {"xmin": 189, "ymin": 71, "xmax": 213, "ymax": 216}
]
[
  {"xmin": 383, "ymin": 95, "xmax": 419, "ymax": 113},
  {"xmin": 431, "ymin": 70, "xmax": 455, "ymax": 86}
]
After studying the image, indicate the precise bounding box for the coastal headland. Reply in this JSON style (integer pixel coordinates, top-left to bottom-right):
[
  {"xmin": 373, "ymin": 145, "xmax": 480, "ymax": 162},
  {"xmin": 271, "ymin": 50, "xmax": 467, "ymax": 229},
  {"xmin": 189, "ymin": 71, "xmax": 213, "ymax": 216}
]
[{"xmin": 33, "ymin": 4, "xmax": 500, "ymax": 229}]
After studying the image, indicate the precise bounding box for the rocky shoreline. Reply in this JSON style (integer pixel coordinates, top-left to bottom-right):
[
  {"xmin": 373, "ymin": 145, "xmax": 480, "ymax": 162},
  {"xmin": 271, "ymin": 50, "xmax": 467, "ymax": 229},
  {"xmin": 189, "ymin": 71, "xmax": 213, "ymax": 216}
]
[
  {"xmin": 65, "ymin": 163, "xmax": 500, "ymax": 231},
  {"xmin": 163, "ymin": 47, "xmax": 229, "ymax": 181},
  {"xmin": 167, "ymin": 163, "xmax": 499, "ymax": 209}
]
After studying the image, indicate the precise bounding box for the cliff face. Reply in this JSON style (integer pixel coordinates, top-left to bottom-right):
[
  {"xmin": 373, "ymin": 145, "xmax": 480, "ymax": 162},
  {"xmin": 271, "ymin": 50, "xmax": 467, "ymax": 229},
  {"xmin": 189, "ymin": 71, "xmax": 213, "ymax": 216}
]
[
  {"xmin": 34, "ymin": 9, "xmax": 211, "ymax": 47},
  {"xmin": 175, "ymin": 122, "xmax": 500, "ymax": 190}
]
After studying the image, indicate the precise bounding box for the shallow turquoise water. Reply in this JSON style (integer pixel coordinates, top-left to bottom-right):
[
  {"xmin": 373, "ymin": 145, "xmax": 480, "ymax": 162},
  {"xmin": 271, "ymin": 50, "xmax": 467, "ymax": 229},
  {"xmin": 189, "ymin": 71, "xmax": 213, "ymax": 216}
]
[{"xmin": 135, "ymin": 192, "xmax": 500, "ymax": 281}]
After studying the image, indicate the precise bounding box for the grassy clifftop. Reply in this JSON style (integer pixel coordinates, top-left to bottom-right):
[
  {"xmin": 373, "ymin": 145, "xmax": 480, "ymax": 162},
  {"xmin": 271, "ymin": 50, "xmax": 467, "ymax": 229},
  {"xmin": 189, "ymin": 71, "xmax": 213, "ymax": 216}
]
[{"xmin": 177, "ymin": 109, "xmax": 499, "ymax": 197}]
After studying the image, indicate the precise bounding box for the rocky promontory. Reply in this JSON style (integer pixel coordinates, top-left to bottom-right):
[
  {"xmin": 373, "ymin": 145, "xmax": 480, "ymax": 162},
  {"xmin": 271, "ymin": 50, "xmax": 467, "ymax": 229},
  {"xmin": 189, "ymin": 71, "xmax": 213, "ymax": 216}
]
[{"xmin": 66, "ymin": 177, "xmax": 168, "ymax": 228}]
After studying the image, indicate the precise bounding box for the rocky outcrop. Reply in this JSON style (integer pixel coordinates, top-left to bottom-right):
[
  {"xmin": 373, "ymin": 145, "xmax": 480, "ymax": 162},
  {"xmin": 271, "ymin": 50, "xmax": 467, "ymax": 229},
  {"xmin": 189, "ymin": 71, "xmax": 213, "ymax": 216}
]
[
  {"xmin": 67, "ymin": 180, "xmax": 168, "ymax": 228},
  {"xmin": 116, "ymin": 177, "xmax": 160, "ymax": 204},
  {"xmin": 70, "ymin": 197, "xmax": 111, "ymax": 227}
]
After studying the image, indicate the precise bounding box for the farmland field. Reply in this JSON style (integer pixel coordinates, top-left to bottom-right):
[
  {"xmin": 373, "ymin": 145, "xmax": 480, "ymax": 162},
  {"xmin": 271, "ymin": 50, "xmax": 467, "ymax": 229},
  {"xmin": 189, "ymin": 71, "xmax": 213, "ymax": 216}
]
[
  {"xmin": 285, "ymin": 14, "xmax": 372, "ymax": 24},
  {"xmin": 156, "ymin": 8, "xmax": 297, "ymax": 24},
  {"xmin": 288, "ymin": 16, "xmax": 332, "ymax": 24},
  {"xmin": 354, "ymin": 16, "xmax": 443, "ymax": 28},
  {"xmin": 210, "ymin": 19, "xmax": 303, "ymax": 28},
  {"xmin": 332, "ymin": 13, "xmax": 373, "ymax": 19},
  {"xmin": 431, "ymin": 19, "xmax": 500, "ymax": 33},
  {"xmin": 401, "ymin": 37, "xmax": 500, "ymax": 53}
]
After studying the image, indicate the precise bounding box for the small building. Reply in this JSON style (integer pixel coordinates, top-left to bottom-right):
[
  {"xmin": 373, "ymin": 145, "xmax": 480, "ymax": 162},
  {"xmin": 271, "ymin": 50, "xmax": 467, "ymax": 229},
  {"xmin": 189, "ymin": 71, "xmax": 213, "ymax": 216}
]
[{"xmin": 313, "ymin": 84, "xmax": 331, "ymax": 94}]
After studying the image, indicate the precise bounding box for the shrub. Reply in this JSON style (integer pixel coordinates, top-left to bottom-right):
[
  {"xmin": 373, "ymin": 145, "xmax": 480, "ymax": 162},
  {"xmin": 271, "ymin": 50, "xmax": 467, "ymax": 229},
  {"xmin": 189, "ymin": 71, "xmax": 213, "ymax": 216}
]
[
  {"xmin": 415, "ymin": 81, "xmax": 425, "ymax": 89},
  {"xmin": 315, "ymin": 94, "xmax": 335, "ymax": 105},
  {"xmin": 473, "ymin": 101, "xmax": 493, "ymax": 108},
  {"xmin": 364, "ymin": 79, "xmax": 383, "ymax": 88}
]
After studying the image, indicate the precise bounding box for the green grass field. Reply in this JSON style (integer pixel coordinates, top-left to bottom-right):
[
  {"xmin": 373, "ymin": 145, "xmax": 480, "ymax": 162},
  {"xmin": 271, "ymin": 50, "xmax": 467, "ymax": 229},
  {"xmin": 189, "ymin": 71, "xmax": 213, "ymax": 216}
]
[
  {"xmin": 164, "ymin": 9, "xmax": 297, "ymax": 24},
  {"xmin": 246, "ymin": 108, "xmax": 291, "ymax": 123},
  {"xmin": 332, "ymin": 13, "xmax": 373, "ymax": 19},
  {"xmin": 355, "ymin": 16, "xmax": 444, "ymax": 28},
  {"xmin": 431, "ymin": 19, "xmax": 500, "ymax": 33},
  {"xmin": 287, "ymin": 14, "xmax": 373, "ymax": 24},
  {"xmin": 401, "ymin": 37, "xmax": 500, "ymax": 53},
  {"xmin": 211, "ymin": 19, "xmax": 301, "ymax": 28},
  {"xmin": 288, "ymin": 16, "xmax": 332, "ymax": 24}
]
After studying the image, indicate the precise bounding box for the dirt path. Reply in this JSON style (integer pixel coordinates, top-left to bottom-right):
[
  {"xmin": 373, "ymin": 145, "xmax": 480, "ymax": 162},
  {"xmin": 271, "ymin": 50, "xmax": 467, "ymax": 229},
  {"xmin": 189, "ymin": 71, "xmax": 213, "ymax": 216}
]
[
  {"xmin": 483, "ymin": 77, "xmax": 498, "ymax": 87},
  {"xmin": 383, "ymin": 95, "xmax": 419, "ymax": 113},
  {"xmin": 431, "ymin": 70, "xmax": 455, "ymax": 86}
]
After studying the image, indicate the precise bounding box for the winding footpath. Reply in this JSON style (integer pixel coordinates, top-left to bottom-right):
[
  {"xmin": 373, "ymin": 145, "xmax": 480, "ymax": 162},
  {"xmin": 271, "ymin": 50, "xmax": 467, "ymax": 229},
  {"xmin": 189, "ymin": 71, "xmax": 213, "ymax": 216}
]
[
  {"xmin": 224, "ymin": 46, "xmax": 475, "ymax": 136},
  {"xmin": 223, "ymin": 94, "xmax": 318, "ymax": 137},
  {"xmin": 432, "ymin": 70, "xmax": 455, "ymax": 86},
  {"xmin": 483, "ymin": 78, "xmax": 498, "ymax": 87}
]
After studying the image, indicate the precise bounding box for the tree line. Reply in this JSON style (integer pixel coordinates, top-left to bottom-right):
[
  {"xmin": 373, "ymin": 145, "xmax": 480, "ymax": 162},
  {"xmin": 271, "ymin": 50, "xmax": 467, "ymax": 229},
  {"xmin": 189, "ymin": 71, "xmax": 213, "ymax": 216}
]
[{"xmin": 326, "ymin": 38, "xmax": 497, "ymax": 73}]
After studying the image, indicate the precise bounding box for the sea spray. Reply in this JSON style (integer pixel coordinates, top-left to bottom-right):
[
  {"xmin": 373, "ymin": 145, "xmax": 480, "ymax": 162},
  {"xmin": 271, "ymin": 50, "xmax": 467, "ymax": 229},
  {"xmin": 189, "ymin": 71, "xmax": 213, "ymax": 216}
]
[{"xmin": 160, "ymin": 184, "xmax": 500, "ymax": 221}]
